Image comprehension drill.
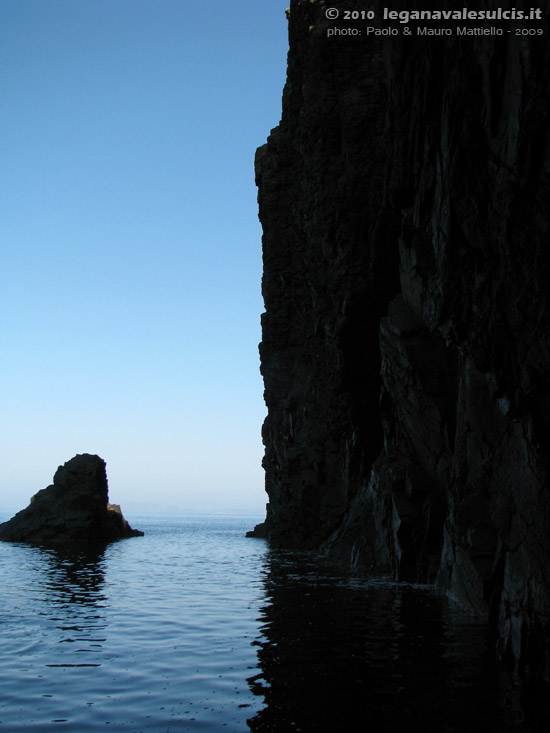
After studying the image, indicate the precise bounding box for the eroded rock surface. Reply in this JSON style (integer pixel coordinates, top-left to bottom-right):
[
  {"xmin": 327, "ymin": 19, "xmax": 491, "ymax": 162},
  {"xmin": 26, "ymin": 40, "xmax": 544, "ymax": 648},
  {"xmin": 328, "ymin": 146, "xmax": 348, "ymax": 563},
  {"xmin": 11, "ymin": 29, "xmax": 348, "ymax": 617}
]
[
  {"xmin": 0, "ymin": 454, "xmax": 143, "ymax": 545},
  {"xmin": 255, "ymin": 0, "xmax": 550, "ymax": 683}
]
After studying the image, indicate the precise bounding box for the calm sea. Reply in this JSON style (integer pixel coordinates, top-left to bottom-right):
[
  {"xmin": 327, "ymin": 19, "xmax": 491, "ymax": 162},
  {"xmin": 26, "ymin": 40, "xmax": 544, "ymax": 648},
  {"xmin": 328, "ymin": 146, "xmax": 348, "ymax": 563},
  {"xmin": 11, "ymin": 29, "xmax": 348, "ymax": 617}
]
[{"xmin": 0, "ymin": 513, "xmax": 544, "ymax": 731}]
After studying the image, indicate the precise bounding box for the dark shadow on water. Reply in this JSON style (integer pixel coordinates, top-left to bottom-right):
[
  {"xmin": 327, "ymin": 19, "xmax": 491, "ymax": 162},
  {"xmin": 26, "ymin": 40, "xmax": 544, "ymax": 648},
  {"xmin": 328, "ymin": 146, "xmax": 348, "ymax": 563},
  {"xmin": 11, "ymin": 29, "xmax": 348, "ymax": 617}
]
[
  {"xmin": 31, "ymin": 544, "xmax": 108, "ymax": 605},
  {"xmin": 247, "ymin": 550, "xmax": 545, "ymax": 732},
  {"xmin": 18, "ymin": 544, "xmax": 111, "ymax": 664}
]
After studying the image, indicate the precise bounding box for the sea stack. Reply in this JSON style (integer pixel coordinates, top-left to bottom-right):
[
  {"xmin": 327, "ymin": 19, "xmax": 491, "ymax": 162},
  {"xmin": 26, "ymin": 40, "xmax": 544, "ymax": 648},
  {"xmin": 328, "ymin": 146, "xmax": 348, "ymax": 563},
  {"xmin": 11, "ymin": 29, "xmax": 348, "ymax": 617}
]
[{"xmin": 0, "ymin": 454, "xmax": 143, "ymax": 545}]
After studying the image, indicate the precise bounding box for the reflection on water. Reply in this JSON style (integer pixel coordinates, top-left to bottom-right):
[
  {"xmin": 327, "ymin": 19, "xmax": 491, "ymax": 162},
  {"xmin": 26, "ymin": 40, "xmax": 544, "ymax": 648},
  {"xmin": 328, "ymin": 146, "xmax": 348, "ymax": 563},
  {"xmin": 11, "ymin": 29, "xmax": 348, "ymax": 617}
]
[
  {"xmin": 247, "ymin": 550, "xmax": 544, "ymax": 732},
  {"xmin": 36, "ymin": 546, "xmax": 108, "ymax": 669},
  {"xmin": 0, "ymin": 542, "xmax": 111, "ymax": 729},
  {"xmin": 2, "ymin": 544, "xmax": 108, "ymax": 661}
]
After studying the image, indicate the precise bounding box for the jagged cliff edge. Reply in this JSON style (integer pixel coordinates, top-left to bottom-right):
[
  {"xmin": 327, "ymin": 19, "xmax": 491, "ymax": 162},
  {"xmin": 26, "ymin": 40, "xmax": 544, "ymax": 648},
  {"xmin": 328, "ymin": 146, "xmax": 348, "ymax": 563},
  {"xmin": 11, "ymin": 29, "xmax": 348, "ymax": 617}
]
[{"xmin": 253, "ymin": 0, "xmax": 550, "ymax": 684}]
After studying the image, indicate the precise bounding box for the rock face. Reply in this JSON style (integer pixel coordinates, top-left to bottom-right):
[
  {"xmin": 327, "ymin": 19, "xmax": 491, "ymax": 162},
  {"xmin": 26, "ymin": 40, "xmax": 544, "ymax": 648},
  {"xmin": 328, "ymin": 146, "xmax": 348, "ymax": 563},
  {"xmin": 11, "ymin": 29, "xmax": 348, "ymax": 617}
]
[
  {"xmin": 0, "ymin": 454, "xmax": 143, "ymax": 545},
  {"xmin": 255, "ymin": 0, "xmax": 550, "ymax": 683}
]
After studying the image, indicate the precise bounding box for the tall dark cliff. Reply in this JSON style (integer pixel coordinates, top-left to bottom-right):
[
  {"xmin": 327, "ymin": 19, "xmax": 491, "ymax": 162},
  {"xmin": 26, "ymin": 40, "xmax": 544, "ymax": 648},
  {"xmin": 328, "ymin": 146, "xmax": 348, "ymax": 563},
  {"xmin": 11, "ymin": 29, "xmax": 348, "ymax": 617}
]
[{"xmin": 255, "ymin": 0, "xmax": 550, "ymax": 683}]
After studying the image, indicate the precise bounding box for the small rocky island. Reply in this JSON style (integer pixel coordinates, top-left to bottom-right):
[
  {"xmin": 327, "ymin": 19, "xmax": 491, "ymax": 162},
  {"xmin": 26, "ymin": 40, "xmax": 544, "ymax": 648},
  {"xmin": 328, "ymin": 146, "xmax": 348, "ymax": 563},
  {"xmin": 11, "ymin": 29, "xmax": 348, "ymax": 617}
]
[{"xmin": 0, "ymin": 454, "xmax": 143, "ymax": 546}]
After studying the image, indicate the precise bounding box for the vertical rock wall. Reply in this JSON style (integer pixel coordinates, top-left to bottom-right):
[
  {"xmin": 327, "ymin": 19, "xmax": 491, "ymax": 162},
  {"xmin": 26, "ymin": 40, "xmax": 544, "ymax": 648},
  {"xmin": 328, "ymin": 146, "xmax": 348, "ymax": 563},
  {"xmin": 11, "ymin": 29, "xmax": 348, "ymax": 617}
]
[{"xmin": 256, "ymin": 0, "xmax": 550, "ymax": 681}]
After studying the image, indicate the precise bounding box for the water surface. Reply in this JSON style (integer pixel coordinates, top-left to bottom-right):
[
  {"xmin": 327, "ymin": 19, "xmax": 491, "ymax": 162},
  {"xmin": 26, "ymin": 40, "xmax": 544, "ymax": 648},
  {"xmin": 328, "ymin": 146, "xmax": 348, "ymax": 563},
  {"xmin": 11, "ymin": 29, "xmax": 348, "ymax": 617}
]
[
  {"xmin": 0, "ymin": 513, "xmax": 542, "ymax": 731},
  {"xmin": 0, "ymin": 514, "xmax": 266, "ymax": 731}
]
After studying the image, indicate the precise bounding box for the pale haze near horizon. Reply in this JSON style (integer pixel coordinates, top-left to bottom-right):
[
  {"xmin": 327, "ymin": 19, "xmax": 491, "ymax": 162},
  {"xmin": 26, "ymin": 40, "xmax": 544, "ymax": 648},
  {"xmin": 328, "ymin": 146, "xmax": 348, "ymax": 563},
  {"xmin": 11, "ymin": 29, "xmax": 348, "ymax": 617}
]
[{"xmin": 0, "ymin": 0, "xmax": 289, "ymax": 516}]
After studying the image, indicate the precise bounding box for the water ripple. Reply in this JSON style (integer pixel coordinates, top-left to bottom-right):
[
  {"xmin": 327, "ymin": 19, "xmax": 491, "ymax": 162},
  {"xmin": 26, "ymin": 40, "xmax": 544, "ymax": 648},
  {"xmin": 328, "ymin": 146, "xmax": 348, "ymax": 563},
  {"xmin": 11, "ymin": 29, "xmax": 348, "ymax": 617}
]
[{"xmin": 0, "ymin": 514, "xmax": 544, "ymax": 731}]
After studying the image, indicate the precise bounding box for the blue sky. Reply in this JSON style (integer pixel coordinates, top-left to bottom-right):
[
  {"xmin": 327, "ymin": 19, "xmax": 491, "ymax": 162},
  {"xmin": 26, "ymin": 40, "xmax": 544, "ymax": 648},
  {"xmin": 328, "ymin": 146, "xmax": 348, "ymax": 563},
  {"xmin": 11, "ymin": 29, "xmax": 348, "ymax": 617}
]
[{"xmin": 0, "ymin": 0, "xmax": 289, "ymax": 515}]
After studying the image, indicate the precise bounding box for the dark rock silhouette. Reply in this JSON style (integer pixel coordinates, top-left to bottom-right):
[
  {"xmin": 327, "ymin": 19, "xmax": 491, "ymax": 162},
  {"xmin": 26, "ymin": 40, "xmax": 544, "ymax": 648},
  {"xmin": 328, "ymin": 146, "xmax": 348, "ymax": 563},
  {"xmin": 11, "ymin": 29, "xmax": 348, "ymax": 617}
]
[
  {"xmin": 0, "ymin": 454, "xmax": 143, "ymax": 545},
  {"xmin": 246, "ymin": 520, "xmax": 267, "ymax": 539},
  {"xmin": 255, "ymin": 0, "xmax": 550, "ymax": 683}
]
